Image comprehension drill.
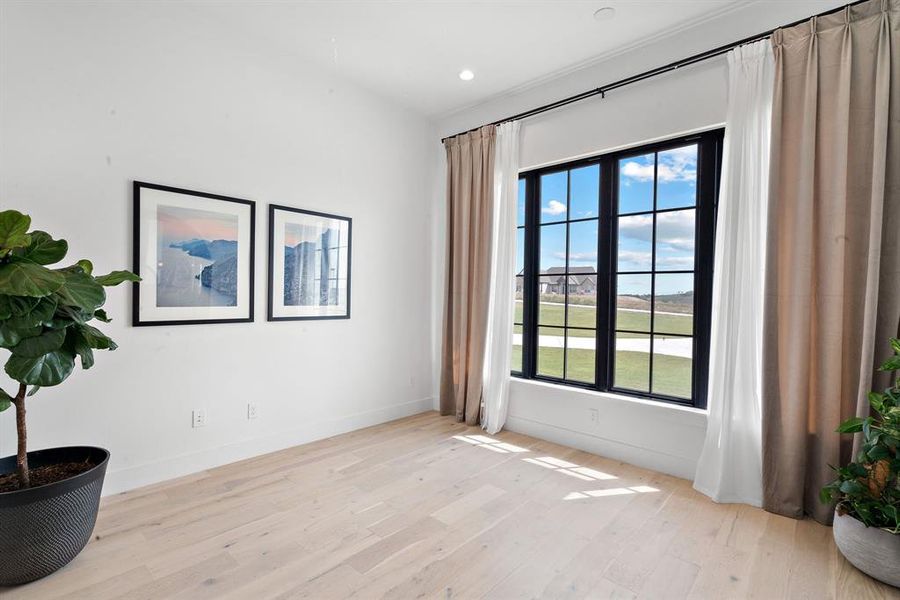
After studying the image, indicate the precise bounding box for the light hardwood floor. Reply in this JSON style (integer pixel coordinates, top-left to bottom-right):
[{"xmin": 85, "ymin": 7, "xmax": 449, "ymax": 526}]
[{"xmin": 5, "ymin": 411, "xmax": 898, "ymax": 599}]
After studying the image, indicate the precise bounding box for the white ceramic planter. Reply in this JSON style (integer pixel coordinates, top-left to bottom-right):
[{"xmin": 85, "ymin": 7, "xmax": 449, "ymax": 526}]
[{"xmin": 833, "ymin": 509, "xmax": 900, "ymax": 588}]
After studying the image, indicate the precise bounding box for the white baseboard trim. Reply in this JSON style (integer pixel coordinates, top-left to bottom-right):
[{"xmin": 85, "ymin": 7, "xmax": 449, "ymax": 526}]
[
  {"xmin": 504, "ymin": 414, "xmax": 698, "ymax": 480},
  {"xmin": 102, "ymin": 397, "xmax": 434, "ymax": 497}
]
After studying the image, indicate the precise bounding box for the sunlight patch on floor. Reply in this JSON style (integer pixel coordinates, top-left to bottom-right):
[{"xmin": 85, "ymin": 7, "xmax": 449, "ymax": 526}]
[
  {"xmin": 563, "ymin": 485, "xmax": 660, "ymax": 500},
  {"xmin": 452, "ymin": 436, "xmax": 659, "ymax": 502},
  {"xmin": 451, "ymin": 435, "xmax": 530, "ymax": 454}
]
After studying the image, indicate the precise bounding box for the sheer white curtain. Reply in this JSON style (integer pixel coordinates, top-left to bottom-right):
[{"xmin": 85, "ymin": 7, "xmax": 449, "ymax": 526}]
[
  {"xmin": 693, "ymin": 40, "xmax": 773, "ymax": 506},
  {"xmin": 481, "ymin": 121, "xmax": 520, "ymax": 434}
]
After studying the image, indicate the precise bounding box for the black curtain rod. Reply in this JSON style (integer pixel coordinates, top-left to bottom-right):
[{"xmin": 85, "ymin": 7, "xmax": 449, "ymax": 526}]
[{"xmin": 441, "ymin": 0, "xmax": 868, "ymax": 143}]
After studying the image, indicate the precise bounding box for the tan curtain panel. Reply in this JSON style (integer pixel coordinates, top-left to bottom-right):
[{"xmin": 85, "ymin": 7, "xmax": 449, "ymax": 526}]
[
  {"xmin": 763, "ymin": 0, "xmax": 900, "ymax": 523},
  {"xmin": 440, "ymin": 126, "xmax": 496, "ymax": 425}
]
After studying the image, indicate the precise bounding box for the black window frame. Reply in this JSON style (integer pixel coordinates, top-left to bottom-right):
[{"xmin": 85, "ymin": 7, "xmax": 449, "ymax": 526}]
[{"xmin": 513, "ymin": 129, "xmax": 723, "ymax": 409}]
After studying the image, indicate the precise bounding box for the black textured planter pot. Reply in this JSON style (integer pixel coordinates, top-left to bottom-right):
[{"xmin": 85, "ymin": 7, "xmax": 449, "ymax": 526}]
[{"xmin": 0, "ymin": 446, "xmax": 109, "ymax": 586}]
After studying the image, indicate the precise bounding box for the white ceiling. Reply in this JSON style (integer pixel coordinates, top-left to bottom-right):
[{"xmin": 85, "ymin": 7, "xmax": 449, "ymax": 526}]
[{"xmin": 204, "ymin": 0, "xmax": 751, "ymax": 118}]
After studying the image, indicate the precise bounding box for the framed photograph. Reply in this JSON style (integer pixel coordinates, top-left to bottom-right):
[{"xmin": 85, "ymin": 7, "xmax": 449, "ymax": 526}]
[
  {"xmin": 132, "ymin": 181, "xmax": 255, "ymax": 326},
  {"xmin": 268, "ymin": 204, "xmax": 351, "ymax": 321}
]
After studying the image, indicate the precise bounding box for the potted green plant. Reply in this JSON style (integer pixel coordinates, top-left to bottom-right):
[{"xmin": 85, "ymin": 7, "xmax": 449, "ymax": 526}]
[
  {"xmin": 820, "ymin": 338, "xmax": 900, "ymax": 588},
  {"xmin": 0, "ymin": 209, "xmax": 138, "ymax": 586}
]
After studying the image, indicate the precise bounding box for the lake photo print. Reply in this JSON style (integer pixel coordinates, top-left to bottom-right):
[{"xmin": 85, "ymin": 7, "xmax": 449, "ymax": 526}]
[
  {"xmin": 157, "ymin": 205, "xmax": 238, "ymax": 307},
  {"xmin": 133, "ymin": 182, "xmax": 255, "ymax": 325}
]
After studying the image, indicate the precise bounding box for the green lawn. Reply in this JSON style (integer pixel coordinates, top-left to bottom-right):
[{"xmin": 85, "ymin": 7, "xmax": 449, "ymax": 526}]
[
  {"xmin": 512, "ymin": 344, "xmax": 692, "ymax": 399},
  {"xmin": 514, "ymin": 301, "xmax": 692, "ymax": 337}
]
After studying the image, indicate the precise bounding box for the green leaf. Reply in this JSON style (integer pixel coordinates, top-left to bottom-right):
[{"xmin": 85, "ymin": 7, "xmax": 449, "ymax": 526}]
[
  {"xmin": 77, "ymin": 323, "xmax": 117, "ymax": 351},
  {"xmin": 839, "ymin": 480, "xmax": 866, "ymax": 495},
  {"xmin": 93, "ymin": 308, "xmax": 111, "ymax": 323},
  {"xmin": 0, "ymin": 317, "xmax": 42, "ymax": 348},
  {"xmin": 848, "ymin": 463, "xmax": 868, "ymax": 478},
  {"xmin": 27, "ymin": 385, "xmax": 40, "ymax": 397},
  {"xmin": 869, "ymin": 392, "xmax": 886, "ymax": 414},
  {"xmin": 5, "ymin": 295, "xmax": 57, "ymax": 327},
  {"xmin": 0, "ymin": 260, "xmax": 65, "ymax": 297},
  {"xmin": 55, "ymin": 270, "xmax": 106, "ymax": 312},
  {"xmin": 836, "ymin": 417, "xmax": 865, "ymax": 434},
  {"xmin": 879, "ymin": 355, "xmax": 900, "ymax": 372},
  {"xmin": 11, "ymin": 327, "xmax": 66, "ymax": 358},
  {"xmin": 22, "ymin": 231, "xmax": 68, "ymax": 265},
  {"xmin": 890, "ymin": 338, "xmax": 900, "ymax": 354},
  {"xmin": 867, "ymin": 445, "xmax": 891, "ymax": 461},
  {"xmin": 0, "ymin": 210, "xmax": 32, "ymax": 250},
  {"xmin": 65, "ymin": 327, "xmax": 95, "ymax": 369},
  {"xmin": 5, "ymin": 349, "xmax": 75, "ymax": 386},
  {"xmin": 93, "ymin": 270, "xmax": 140, "ymax": 286},
  {"xmin": 0, "ymin": 295, "xmax": 12, "ymax": 319},
  {"xmin": 51, "ymin": 304, "xmax": 91, "ymax": 326},
  {"xmin": 0, "ymin": 388, "xmax": 10, "ymax": 412},
  {"xmin": 76, "ymin": 259, "xmax": 93, "ymax": 275}
]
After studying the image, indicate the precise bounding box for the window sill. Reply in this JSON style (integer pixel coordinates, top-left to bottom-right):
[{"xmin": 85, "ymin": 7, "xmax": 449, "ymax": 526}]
[{"xmin": 508, "ymin": 376, "xmax": 708, "ymax": 427}]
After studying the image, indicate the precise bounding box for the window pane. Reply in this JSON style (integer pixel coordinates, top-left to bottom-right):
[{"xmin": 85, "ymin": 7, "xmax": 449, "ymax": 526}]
[
  {"xmin": 511, "ymin": 324, "xmax": 523, "ymax": 373},
  {"xmin": 537, "ymin": 326, "xmax": 564, "ymax": 378},
  {"xmin": 539, "ymin": 223, "xmax": 566, "ymax": 274},
  {"xmin": 657, "ymin": 145, "xmax": 697, "ymax": 210},
  {"xmin": 655, "ymin": 209, "xmax": 695, "ymax": 271},
  {"xmin": 514, "ymin": 276, "xmax": 524, "ymax": 323},
  {"xmin": 616, "ymin": 274, "xmax": 651, "ymax": 332},
  {"xmin": 517, "ymin": 179, "xmax": 526, "ymax": 227},
  {"xmin": 651, "ymin": 335, "xmax": 693, "ymax": 398},
  {"xmin": 654, "ymin": 273, "xmax": 693, "ymax": 335},
  {"xmin": 567, "ymin": 292, "xmax": 595, "ymax": 329},
  {"xmin": 540, "ymin": 171, "xmax": 567, "ymax": 223},
  {"xmin": 618, "ymin": 153, "xmax": 654, "ymax": 214},
  {"xmin": 617, "ymin": 214, "xmax": 653, "ymax": 272},
  {"xmin": 568, "ymin": 220, "xmax": 597, "ymax": 272},
  {"xmin": 614, "ymin": 332, "xmax": 650, "ymax": 392},
  {"xmin": 570, "ymin": 164, "xmax": 599, "ymax": 219},
  {"xmin": 538, "ymin": 276, "xmax": 564, "ymax": 326},
  {"xmin": 566, "ymin": 332, "xmax": 595, "ymax": 383},
  {"xmin": 516, "ymin": 228, "xmax": 525, "ymax": 276}
]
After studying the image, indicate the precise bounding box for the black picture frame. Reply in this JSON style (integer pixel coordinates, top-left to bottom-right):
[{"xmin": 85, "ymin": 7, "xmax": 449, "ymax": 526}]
[
  {"xmin": 267, "ymin": 204, "xmax": 352, "ymax": 322},
  {"xmin": 132, "ymin": 181, "xmax": 256, "ymax": 327}
]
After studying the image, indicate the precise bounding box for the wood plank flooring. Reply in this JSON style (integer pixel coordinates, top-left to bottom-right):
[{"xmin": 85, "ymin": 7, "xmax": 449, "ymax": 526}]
[{"xmin": 4, "ymin": 411, "xmax": 898, "ymax": 599}]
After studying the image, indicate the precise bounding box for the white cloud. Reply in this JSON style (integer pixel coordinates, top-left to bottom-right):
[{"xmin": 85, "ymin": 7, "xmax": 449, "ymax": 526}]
[
  {"xmin": 656, "ymin": 211, "xmax": 696, "ymax": 251},
  {"xmin": 617, "ymin": 250, "xmax": 651, "ymax": 267},
  {"xmin": 621, "ymin": 161, "xmax": 655, "ymax": 182},
  {"xmin": 621, "ymin": 146, "xmax": 697, "ymax": 184},
  {"xmin": 542, "ymin": 200, "xmax": 567, "ymax": 216},
  {"xmin": 552, "ymin": 251, "xmax": 597, "ymax": 262},
  {"xmin": 656, "ymin": 256, "xmax": 695, "ymax": 269},
  {"xmin": 618, "ymin": 215, "xmax": 653, "ymax": 241}
]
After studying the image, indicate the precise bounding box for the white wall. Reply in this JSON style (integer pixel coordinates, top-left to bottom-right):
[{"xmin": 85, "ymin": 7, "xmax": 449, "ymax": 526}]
[
  {"xmin": 432, "ymin": 0, "xmax": 846, "ymax": 480},
  {"xmin": 0, "ymin": 1, "xmax": 436, "ymax": 494}
]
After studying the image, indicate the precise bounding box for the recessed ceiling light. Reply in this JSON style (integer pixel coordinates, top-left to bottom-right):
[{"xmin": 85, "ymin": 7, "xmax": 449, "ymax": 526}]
[
  {"xmin": 459, "ymin": 69, "xmax": 475, "ymax": 81},
  {"xmin": 593, "ymin": 6, "xmax": 616, "ymax": 21}
]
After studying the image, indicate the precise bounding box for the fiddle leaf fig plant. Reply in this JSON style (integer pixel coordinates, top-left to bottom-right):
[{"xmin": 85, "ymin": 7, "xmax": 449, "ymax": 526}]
[
  {"xmin": 0, "ymin": 209, "xmax": 139, "ymax": 490},
  {"xmin": 821, "ymin": 338, "xmax": 900, "ymax": 533}
]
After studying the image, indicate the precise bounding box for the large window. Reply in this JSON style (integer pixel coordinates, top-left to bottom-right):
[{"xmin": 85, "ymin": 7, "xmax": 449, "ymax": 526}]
[{"xmin": 512, "ymin": 130, "xmax": 722, "ymax": 407}]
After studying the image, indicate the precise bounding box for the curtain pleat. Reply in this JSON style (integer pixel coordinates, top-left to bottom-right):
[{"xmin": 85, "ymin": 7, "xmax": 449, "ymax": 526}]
[
  {"xmin": 763, "ymin": 0, "xmax": 900, "ymax": 523},
  {"xmin": 440, "ymin": 126, "xmax": 497, "ymax": 425}
]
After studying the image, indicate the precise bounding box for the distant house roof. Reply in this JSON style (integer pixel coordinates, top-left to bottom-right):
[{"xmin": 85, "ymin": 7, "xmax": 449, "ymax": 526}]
[{"xmin": 538, "ymin": 266, "xmax": 597, "ymax": 286}]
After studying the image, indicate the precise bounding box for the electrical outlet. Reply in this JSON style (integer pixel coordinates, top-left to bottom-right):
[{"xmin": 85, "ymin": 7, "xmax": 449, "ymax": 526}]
[
  {"xmin": 589, "ymin": 408, "xmax": 599, "ymax": 423},
  {"xmin": 192, "ymin": 408, "xmax": 207, "ymax": 428},
  {"xmin": 247, "ymin": 403, "xmax": 258, "ymax": 420}
]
